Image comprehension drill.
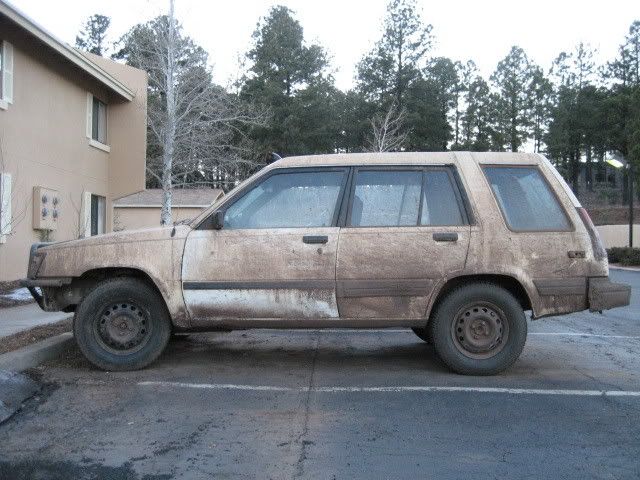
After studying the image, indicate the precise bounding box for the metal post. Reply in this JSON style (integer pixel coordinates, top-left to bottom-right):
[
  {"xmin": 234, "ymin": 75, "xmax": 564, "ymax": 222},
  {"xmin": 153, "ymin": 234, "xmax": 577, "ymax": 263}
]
[{"xmin": 630, "ymin": 164, "xmax": 634, "ymax": 248}]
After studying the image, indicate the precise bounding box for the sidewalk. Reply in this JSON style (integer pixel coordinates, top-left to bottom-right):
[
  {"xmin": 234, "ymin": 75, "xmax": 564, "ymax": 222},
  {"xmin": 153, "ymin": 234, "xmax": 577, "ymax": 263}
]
[{"xmin": 0, "ymin": 303, "xmax": 71, "ymax": 339}]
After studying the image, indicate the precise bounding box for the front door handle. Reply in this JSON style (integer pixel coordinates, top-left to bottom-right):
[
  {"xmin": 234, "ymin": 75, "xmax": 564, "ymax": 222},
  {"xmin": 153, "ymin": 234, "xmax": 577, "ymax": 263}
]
[
  {"xmin": 303, "ymin": 235, "xmax": 328, "ymax": 244},
  {"xmin": 433, "ymin": 232, "xmax": 458, "ymax": 242}
]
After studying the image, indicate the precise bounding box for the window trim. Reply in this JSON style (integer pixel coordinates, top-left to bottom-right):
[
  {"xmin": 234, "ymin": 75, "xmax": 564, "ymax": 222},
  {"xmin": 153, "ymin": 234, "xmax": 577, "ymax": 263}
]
[
  {"xmin": 344, "ymin": 165, "xmax": 471, "ymax": 229},
  {"xmin": 89, "ymin": 138, "xmax": 110, "ymax": 153},
  {"xmin": 197, "ymin": 166, "xmax": 350, "ymax": 230},
  {"xmin": 481, "ymin": 164, "xmax": 574, "ymax": 233}
]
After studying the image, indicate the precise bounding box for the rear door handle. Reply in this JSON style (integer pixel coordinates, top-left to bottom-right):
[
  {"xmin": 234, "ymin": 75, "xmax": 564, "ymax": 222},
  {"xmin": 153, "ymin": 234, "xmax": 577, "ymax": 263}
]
[
  {"xmin": 433, "ymin": 232, "xmax": 458, "ymax": 242},
  {"xmin": 303, "ymin": 235, "xmax": 328, "ymax": 244}
]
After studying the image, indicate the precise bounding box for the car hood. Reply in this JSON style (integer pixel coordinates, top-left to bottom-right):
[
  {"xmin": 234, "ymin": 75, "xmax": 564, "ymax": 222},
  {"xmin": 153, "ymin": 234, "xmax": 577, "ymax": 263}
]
[
  {"xmin": 40, "ymin": 225, "xmax": 188, "ymax": 252},
  {"xmin": 33, "ymin": 225, "xmax": 192, "ymax": 280}
]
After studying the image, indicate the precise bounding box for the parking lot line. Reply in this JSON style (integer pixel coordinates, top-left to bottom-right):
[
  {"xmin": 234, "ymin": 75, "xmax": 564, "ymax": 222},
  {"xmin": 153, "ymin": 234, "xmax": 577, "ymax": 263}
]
[
  {"xmin": 529, "ymin": 332, "xmax": 640, "ymax": 339},
  {"xmin": 138, "ymin": 381, "xmax": 640, "ymax": 397},
  {"xmin": 300, "ymin": 329, "xmax": 640, "ymax": 339}
]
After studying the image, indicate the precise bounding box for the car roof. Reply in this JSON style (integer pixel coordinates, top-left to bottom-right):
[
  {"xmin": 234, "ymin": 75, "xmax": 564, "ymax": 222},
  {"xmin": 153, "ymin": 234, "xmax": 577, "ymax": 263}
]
[{"xmin": 271, "ymin": 151, "xmax": 543, "ymax": 168}]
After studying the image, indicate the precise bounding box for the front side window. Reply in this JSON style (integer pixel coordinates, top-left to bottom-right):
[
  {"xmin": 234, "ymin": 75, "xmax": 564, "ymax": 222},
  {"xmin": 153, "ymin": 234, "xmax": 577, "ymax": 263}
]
[
  {"xmin": 223, "ymin": 170, "xmax": 346, "ymax": 229},
  {"xmin": 483, "ymin": 166, "xmax": 571, "ymax": 231},
  {"xmin": 92, "ymin": 97, "xmax": 107, "ymax": 144}
]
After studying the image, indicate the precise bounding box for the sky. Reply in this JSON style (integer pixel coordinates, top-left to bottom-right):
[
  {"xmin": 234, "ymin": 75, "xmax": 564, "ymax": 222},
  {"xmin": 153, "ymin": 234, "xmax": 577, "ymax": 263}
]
[{"xmin": 12, "ymin": 0, "xmax": 640, "ymax": 91}]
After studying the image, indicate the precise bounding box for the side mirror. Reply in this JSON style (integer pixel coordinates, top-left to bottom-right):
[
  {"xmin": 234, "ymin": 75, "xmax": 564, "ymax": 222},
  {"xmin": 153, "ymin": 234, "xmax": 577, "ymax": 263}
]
[{"xmin": 212, "ymin": 211, "xmax": 224, "ymax": 230}]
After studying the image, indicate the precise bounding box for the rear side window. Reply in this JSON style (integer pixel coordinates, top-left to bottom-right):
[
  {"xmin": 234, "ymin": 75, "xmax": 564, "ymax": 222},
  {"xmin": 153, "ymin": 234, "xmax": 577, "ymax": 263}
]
[
  {"xmin": 421, "ymin": 171, "xmax": 464, "ymax": 226},
  {"xmin": 349, "ymin": 169, "xmax": 466, "ymax": 227},
  {"xmin": 483, "ymin": 166, "xmax": 571, "ymax": 231},
  {"xmin": 351, "ymin": 171, "xmax": 422, "ymax": 227}
]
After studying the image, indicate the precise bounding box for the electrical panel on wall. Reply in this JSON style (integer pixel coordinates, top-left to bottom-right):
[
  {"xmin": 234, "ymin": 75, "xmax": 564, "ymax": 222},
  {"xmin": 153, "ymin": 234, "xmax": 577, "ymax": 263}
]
[{"xmin": 33, "ymin": 187, "xmax": 60, "ymax": 230}]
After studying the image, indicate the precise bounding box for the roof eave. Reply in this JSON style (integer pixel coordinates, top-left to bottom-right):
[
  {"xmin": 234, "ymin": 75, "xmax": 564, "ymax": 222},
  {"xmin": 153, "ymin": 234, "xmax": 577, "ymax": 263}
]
[{"xmin": 0, "ymin": 1, "xmax": 134, "ymax": 101}]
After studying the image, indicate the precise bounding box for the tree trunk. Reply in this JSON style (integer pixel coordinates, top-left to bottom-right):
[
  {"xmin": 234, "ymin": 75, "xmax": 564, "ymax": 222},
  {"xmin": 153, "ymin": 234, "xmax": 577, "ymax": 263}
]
[
  {"xmin": 160, "ymin": 0, "xmax": 176, "ymax": 226},
  {"xmin": 571, "ymin": 150, "xmax": 580, "ymax": 197},
  {"xmin": 585, "ymin": 146, "xmax": 593, "ymax": 192}
]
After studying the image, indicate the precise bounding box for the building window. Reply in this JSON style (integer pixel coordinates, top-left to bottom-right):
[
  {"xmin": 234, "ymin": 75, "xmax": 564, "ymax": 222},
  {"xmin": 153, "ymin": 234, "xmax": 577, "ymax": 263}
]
[
  {"xmin": 0, "ymin": 40, "xmax": 14, "ymax": 108},
  {"xmin": 86, "ymin": 93, "xmax": 108, "ymax": 149},
  {"xmin": 0, "ymin": 173, "xmax": 12, "ymax": 242},
  {"xmin": 0, "ymin": 42, "xmax": 3, "ymax": 99},
  {"xmin": 90, "ymin": 194, "xmax": 106, "ymax": 236},
  {"xmin": 92, "ymin": 97, "xmax": 107, "ymax": 144}
]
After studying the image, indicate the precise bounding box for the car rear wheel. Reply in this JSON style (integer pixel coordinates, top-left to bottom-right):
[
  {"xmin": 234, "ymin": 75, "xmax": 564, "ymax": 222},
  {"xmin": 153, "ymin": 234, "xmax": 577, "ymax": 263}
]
[
  {"xmin": 430, "ymin": 283, "xmax": 527, "ymax": 375},
  {"xmin": 73, "ymin": 278, "xmax": 171, "ymax": 371}
]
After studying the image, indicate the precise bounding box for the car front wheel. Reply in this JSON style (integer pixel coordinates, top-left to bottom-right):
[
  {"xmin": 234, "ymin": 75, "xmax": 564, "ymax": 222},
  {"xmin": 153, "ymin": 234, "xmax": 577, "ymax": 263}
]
[
  {"xmin": 73, "ymin": 278, "xmax": 171, "ymax": 371},
  {"xmin": 430, "ymin": 283, "xmax": 527, "ymax": 375}
]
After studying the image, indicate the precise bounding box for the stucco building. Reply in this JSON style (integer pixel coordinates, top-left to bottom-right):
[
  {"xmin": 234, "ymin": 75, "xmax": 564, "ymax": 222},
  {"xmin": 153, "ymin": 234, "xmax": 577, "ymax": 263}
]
[{"xmin": 0, "ymin": 0, "xmax": 148, "ymax": 282}]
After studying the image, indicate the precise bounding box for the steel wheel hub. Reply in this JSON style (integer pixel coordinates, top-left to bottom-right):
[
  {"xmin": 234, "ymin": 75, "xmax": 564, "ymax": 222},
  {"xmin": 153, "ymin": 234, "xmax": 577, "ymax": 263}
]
[
  {"xmin": 451, "ymin": 303, "xmax": 509, "ymax": 359},
  {"xmin": 96, "ymin": 302, "xmax": 150, "ymax": 353}
]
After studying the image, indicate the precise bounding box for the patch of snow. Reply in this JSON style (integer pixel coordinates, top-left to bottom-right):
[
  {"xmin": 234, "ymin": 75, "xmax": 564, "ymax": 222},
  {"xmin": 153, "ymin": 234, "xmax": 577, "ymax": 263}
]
[{"xmin": 0, "ymin": 288, "xmax": 35, "ymax": 302}]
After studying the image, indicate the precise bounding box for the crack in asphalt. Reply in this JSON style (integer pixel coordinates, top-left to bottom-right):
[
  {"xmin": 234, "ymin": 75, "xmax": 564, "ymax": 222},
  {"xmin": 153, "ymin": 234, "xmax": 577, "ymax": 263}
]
[{"xmin": 293, "ymin": 334, "xmax": 319, "ymax": 479}]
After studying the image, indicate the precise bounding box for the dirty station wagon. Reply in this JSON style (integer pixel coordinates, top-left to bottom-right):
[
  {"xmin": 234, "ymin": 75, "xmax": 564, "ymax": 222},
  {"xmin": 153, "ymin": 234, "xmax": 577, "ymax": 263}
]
[{"xmin": 22, "ymin": 152, "xmax": 631, "ymax": 375}]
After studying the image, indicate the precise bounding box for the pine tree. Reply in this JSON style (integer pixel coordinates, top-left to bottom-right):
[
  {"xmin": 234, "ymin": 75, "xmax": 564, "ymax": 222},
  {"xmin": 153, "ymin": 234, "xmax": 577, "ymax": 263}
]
[
  {"xmin": 356, "ymin": 0, "xmax": 433, "ymax": 107},
  {"xmin": 75, "ymin": 14, "xmax": 111, "ymax": 56},
  {"xmin": 241, "ymin": 6, "xmax": 336, "ymax": 157},
  {"xmin": 490, "ymin": 46, "xmax": 534, "ymax": 152}
]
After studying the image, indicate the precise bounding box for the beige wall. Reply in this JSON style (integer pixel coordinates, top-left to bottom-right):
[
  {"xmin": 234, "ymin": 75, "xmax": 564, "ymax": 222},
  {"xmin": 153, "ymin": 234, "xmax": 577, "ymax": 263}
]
[
  {"xmin": 596, "ymin": 225, "xmax": 640, "ymax": 249},
  {"xmin": 0, "ymin": 20, "xmax": 147, "ymax": 281},
  {"xmin": 114, "ymin": 207, "xmax": 205, "ymax": 231}
]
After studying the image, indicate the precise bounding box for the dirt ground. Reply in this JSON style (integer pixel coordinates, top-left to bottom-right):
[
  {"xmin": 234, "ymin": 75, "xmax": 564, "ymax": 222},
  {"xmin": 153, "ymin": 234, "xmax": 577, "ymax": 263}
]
[{"xmin": 0, "ymin": 319, "xmax": 72, "ymax": 355}]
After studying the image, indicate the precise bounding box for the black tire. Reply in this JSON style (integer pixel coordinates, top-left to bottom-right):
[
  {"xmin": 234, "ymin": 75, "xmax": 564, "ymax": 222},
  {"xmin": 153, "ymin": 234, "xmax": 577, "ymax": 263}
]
[
  {"xmin": 73, "ymin": 278, "xmax": 171, "ymax": 371},
  {"xmin": 430, "ymin": 283, "xmax": 527, "ymax": 376},
  {"xmin": 411, "ymin": 327, "xmax": 432, "ymax": 344}
]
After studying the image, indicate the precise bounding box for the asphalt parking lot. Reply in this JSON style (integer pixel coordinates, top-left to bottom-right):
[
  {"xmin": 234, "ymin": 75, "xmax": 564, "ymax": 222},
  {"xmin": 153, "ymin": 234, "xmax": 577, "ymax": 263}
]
[{"xmin": 1, "ymin": 269, "xmax": 640, "ymax": 480}]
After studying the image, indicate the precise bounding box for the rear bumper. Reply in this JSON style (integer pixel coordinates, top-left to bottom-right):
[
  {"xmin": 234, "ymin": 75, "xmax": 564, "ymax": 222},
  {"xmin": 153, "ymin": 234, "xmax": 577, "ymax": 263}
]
[{"xmin": 588, "ymin": 277, "xmax": 631, "ymax": 312}]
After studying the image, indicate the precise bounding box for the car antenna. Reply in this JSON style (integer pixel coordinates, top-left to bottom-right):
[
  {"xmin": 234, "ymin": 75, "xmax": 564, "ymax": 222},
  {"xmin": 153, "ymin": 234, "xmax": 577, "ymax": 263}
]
[{"xmin": 269, "ymin": 152, "xmax": 282, "ymax": 163}]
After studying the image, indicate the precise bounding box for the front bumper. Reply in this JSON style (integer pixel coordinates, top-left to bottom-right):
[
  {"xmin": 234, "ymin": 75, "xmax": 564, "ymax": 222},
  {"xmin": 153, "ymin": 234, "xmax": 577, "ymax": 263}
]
[
  {"xmin": 19, "ymin": 278, "xmax": 72, "ymax": 311},
  {"xmin": 588, "ymin": 277, "xmax": 631, "ymax": 312}
]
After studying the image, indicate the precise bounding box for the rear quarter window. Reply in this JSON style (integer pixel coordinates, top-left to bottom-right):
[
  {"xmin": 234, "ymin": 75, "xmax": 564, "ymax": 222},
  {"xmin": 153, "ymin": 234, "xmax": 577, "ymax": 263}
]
[{"xmin": 483, "ymin": 166, "xmax": 571, "ymax": 232}]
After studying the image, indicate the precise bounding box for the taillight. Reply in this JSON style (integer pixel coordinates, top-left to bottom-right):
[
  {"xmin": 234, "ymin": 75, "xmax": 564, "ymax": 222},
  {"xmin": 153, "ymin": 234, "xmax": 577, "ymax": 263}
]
[{"xmin": 577, "ymin": 208, "xmax": 606, "ymax": 260}]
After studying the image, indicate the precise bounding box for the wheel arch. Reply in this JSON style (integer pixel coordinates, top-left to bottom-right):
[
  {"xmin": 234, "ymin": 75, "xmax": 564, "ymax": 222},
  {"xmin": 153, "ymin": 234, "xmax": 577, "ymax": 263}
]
[
  {"xmin": 426, "ymin": 274, "xmax": 533, "ymax": 322},
  {"xmin": 50, "ymin": 267, "xmax": 168, "ymax": 313}
]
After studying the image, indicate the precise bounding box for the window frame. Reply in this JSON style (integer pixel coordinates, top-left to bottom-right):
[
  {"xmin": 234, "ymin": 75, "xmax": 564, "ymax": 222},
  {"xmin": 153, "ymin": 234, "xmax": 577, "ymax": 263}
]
[
  {"xmin": 197, "ymin": 166, "xmax": 350, "ymax": 230},
  {"xmin": 481, "ymin": 164, "xmax": 574, "ymax": 233},
  {"xmin": 344, "ymin": 165, "xmax": 471, "ymax": 228}
]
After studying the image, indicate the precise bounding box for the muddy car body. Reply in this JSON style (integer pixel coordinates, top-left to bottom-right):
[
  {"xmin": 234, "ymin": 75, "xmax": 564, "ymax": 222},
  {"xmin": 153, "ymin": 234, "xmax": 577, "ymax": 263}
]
[{"xmin": 22, "ymin": 152, "xmax": 630, "ymax": 374}]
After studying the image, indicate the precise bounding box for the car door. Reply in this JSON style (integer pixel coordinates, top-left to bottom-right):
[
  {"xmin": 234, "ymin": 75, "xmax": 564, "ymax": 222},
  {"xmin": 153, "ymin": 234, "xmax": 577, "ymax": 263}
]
[
  {"xmin": 336, "ymin": 166, "xmax": 471, "ymax": 320},
  {"xmin": 182, "ymin": 167, "xmax": 349, "ymax": 325}
]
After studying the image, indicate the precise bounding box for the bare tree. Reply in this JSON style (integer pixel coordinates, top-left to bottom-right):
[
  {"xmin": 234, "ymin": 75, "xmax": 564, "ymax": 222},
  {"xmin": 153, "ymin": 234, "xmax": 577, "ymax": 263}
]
[
  {"xmin": 115, "ymin": 0, "xmax": 268, "ymax": 225},
  {"xmin": 366, "ymin": 102, "xmax": 407, "ymax": 152}
]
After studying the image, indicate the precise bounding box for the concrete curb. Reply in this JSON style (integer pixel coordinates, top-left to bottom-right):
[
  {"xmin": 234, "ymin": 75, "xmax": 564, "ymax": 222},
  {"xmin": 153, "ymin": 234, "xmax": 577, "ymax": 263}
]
[
  {"xmin": 609, "ymin": 265, "xmax": 640, "ymax": 272},
  {"xmin": 0, "ymin": 333, "xmax": 74, "ymax": 372}
]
